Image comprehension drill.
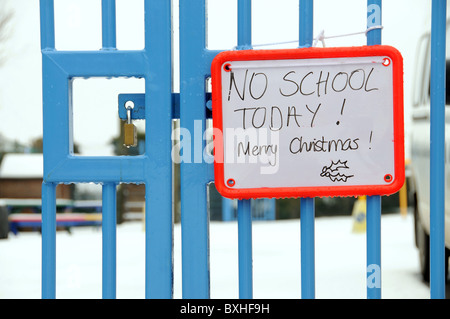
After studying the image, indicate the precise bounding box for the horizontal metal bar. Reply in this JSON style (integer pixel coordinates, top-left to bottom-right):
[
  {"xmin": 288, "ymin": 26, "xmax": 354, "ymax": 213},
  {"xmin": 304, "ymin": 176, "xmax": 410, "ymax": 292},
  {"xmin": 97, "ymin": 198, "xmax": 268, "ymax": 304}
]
[
  {"xmin": 43, "ymin": 156, "xmax": 148, "ymax": 184},
  {"xmin": 42, "ymin": 50, "xmax": 148, "ymax": 78}
]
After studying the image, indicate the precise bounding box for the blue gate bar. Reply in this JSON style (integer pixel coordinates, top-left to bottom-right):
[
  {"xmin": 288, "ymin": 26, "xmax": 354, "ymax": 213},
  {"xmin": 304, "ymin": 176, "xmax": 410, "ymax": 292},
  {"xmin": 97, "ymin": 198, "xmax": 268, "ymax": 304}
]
[
  {"xmin": 236, "ymin": 0, "xmax": 253, "ymax": 299},
  {"xmin": 102, "ymin": 0, "xmax": 116, "ymax": 50},
  {"xmin": 299, "ymin": 0, "xmax": 315, "ymax": 299},
  {"xmin": 39, "ymin": 0, "xmax": 55, "ymax": 50},
  {"xmin": 366, "ymin": 0, "xmax": 382, "ymax": 299},
  {"xmin": 41, "ymin": 182, "xmax": 56, "ymax": 299},
  {"xmin": 300, "ymin": 198, "xmax": 315, "ymax": 299},
  {"xmin": 179, "ymin": 0, "xmax": 214, "ymax": 298},
  {"xmin": 40, "ymin": 0, "xmax": 57, "ymax": 300},
  {"xmin": 430, "ymin": 0, "xmax": 446, "ymax": 299},
  {"xmin": 299, "ymin": 0, "xmax": 313, "ymax": 49},
  {"xmin": 238, "ymin": 199, "xmax": 253, "ymax": 298},
  {"xmin": 237, "ymin": 0, "xmax": 252, "ymax": 50},
  {"xmin": 102, "ymin": 183, "xmax": 117, "ymax": 299},
  {"xmin": 366, "ymin": 195, "xmax": 381, "ymax": 298},
  {"xmin": 143, "ymin": 0, "xmax": 174, "ymax": 298}
]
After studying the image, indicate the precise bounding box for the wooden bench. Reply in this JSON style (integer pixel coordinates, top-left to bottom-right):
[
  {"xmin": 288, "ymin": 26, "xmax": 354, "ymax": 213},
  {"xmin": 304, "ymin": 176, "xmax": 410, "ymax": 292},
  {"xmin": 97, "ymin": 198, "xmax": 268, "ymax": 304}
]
[{"xmin": 8, "ymin": 212, "xmax": 102, "ymax": 235}]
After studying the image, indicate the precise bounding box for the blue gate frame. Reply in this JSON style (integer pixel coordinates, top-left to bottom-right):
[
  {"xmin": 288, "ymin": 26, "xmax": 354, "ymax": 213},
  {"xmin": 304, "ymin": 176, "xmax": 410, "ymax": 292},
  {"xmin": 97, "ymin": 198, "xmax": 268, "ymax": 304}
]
[
  {"xmin": 39, "ymin": 0, "xmax": 447, "ymax": 299},
  {"xmin": 40, "ymin": 0, "xmax": 173, "ymax": 299}
]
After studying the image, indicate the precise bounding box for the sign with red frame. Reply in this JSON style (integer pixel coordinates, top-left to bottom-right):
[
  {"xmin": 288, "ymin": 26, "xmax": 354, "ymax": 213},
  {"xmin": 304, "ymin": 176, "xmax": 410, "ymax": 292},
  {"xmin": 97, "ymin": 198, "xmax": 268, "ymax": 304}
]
[{"xmin": 211, "ymin": 46, "xmax": 404, "ymax": 199}]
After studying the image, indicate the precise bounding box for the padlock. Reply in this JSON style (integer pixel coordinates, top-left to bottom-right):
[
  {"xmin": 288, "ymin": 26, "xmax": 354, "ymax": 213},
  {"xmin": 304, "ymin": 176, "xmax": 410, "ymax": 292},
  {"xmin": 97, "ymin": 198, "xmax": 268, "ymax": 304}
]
[
  {"xmin": 123, "ymin": 101, "xmax": 137, "ymax": 148},
  {"xmin": 124, "ymin": 122, "xmax": 137, "ymax": 148}
]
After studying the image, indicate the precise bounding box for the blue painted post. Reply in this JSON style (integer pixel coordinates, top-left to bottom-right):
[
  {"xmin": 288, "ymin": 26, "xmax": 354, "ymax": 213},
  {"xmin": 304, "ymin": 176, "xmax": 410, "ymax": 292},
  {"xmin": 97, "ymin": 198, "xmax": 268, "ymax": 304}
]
[
  {"xmin": 179, "ymin": 0, "xmax": 218, "ymax": 298},
  {"xmin": 144, "ymin": 0, "xmax": 174, "ymax": 299},
  {"xmin": 300, "ymin": 198, "xmax": 315, "ymax": 299},
  {"xmin": 238, "ymin": 199, "xmax": 253, "ymax": 298},
  {"xmin": 101, "ymin": 0, "xmax": 117, "ymax": 300},
  {"xmin": 366, "ymin": 195, "xmax": 381, "ymax": 298},
  {"xmin": 266, "ymin": 199, "xmax": 276, "ymax": 220},
  {"xmin": 39, "ymin": 0, "xmax": 55, "ymax": 50},
  {"xmin": 40, "ymin": 0, "xmax": 56, "ymax": 299},
  {"xmin": 222, "ymin": 198, "xmax": 235, "ymax": 221},
  {"xmin": 236, "ymin": 0, "xmax": 253, "ymax": 299},
  {"xmin": 430, "ymin": 0, "xmax": 446, "ymax": 299},
  {"xmin": 366, "ymin": 0, "xmax": 382, "ymax": 299},
  {"xmin": 237, "ymin": 0, "xmax": 252, "ymax": 50},
  {"xmin": 41, "ymin": 182, "xmax": 56, "ymax": 299},
  {"xmin": 101, "ymin": 0, "xmax": 116, "ymax": 50},
  {"xmin": 102, "ymin": 183, "xmax": 117, "ymax": 299},
  {"xmin": 299, "ymin": 0, "xmax": 313, "ymax": 48},
  {"xmin": 299, "ymin": 0, "xmax": 315, "ymax": 299}
]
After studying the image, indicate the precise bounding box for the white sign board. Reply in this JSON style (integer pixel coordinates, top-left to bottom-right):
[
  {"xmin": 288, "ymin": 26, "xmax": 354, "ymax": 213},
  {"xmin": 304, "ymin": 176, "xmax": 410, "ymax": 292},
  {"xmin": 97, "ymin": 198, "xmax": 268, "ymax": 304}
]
[{"xmin": 211, "ymin": 46, "xmax": 404, "ymax": 199}]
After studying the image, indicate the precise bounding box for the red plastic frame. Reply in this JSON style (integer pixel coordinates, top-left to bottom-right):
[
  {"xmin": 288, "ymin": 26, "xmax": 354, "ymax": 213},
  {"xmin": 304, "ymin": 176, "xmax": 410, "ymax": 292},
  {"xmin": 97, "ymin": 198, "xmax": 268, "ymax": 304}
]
[{"xmin": 211, "ymin": 46, "xmax": 404, "ymax": 199}]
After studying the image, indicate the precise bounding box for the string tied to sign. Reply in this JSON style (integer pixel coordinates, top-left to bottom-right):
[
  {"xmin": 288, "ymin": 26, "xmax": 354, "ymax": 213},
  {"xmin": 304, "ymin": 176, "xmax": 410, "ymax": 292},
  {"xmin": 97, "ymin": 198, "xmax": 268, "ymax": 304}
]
[
  {"xmin": 243, "ymin": 25, "xmax": 384, "ymax": 49},
  {"xmin": 313, "ymin": 25, "xmax": 384, "ymax": 47}
]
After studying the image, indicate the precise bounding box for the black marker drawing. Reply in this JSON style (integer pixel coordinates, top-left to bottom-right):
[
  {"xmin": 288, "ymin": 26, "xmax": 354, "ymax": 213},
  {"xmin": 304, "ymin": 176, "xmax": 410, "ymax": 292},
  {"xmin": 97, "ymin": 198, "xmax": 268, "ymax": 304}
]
[
  {"xmin": 320, "ymin": 160, "xmax": 354, "ymax": 182},
  {"xmin": 305, "ymin": 103, "xmax": 322, "ymax": 127}
]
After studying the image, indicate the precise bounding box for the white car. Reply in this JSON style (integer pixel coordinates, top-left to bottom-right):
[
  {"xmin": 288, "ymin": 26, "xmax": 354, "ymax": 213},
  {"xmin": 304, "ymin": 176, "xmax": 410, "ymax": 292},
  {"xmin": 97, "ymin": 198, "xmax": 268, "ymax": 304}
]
[{"xmin": 410, "ymin": 26, "xmax": 450, "ymax": 282}]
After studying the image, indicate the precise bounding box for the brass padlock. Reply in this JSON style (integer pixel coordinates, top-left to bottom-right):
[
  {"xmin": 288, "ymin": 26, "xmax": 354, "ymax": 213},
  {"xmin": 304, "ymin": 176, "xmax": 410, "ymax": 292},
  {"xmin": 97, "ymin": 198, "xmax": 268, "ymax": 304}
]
[{"xmin": 124, "ymin": 101, "xmax": 137, "ymax": 148}]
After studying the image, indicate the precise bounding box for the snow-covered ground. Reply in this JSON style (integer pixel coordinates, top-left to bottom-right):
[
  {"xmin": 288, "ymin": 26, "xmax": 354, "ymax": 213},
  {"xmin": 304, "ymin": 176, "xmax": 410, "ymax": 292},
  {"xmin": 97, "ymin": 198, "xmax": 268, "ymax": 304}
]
[{"xmin": 0, "ymin": 212, "xmax": 433, "ymax": 299}]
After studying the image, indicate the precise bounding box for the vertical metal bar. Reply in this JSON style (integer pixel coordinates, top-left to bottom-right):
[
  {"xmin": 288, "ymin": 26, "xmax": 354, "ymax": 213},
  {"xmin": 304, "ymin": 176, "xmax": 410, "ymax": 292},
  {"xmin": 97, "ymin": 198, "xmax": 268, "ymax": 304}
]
[
  {"xmin": 222, "ymin": 198, "xmax": 234, "ymax": 221},
  {"xmin": 237, "ymin": 0, "xmax": 252, "ymax": 50},
  {"xmin": 299, "ymin": 0, "xmax": 315, "ymax": 299},
  {"xmin": 39, "ymin": 0, "xmax": 55, "ymax": 50},
  {"xmin": 102, "ymin": 183, "xmax": 117, "ymax": 299},
  {"xmin": 366, "ymin": 196, "xmax": 381, "ymax": 298},
  {"xmin": 236, "ymin": 0, "xmax": 253, "ymax": 299},
  {"xmin": 144, "ymin": 0, "xmax": 174, "ymax": 298},
  {"xmin": 267, "ymin": 199, "xmax": 276, "ymax": 220},
  {"xmin": 101, "ymin": 0, "xmax": 117, "ymax": 49},
  {"xmin": 300, "ymin": 198, "xmax": 315, "ymax": 299},
  {"xmin": 41, "ymin": 182, "xmax": 56, "ymax": 299},
  {"xmin": 179, "ymin": 0, "xmax": 212, "ymax": 298},
  {"xmin": 299, "ymin": 0, "xmax": 313, "ymax": 48},
  {"xmin": 430, "ymin": 0, "xmax": 446, "ymax": 299},
  {"xmin": 367, "ymin": 0, "xmax": 382, "ymax": 45},
  {"xmin": 366, "ymin": 0, "xmax": 382, "ymax": 299},
  {"xmin": 238, "ymin": 199, "xmax": 253, "ymax": 298},
  {"xmin": 40, "ymin": 0, "xmax": 57, "ymax": 300}
]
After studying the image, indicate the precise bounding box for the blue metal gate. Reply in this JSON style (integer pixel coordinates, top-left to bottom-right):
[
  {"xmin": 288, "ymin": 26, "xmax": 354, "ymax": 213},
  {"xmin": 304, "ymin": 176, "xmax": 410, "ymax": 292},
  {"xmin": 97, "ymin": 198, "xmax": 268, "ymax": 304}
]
[
  {"xmin": 40, "ymin": 0, "xmax": 173, "ymax": 299},
  {"xmin": 39, "ymin": 0, "xmax": 447, "ymax": 299}
]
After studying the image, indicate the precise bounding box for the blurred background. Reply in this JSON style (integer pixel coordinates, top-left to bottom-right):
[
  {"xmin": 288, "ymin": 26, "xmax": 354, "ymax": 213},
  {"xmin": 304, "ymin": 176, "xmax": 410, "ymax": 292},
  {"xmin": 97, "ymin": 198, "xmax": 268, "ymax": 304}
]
[{"xmin": 0, "ymin": 0, "xmax": 431, "ymax": 228}]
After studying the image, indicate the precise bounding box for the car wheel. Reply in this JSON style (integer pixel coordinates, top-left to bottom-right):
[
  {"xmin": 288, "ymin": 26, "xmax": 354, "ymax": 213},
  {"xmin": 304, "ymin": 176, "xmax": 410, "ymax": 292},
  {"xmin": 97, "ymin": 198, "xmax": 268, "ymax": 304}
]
[
  {"xmin": 417, "ymin": 224, "xmax": 430, "ymax": 282},
  {"xmin": 416, "ymin": 213, "xmax": 430, "ymax": 282}
]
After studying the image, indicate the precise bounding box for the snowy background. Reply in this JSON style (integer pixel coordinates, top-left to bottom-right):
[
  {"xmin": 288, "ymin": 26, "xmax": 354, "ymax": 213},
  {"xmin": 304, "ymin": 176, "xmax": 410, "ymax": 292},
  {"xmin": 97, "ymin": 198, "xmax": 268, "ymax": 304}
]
[{"xmin": 0, "ymin": 214, "xmax": 433, "ymax": 299}]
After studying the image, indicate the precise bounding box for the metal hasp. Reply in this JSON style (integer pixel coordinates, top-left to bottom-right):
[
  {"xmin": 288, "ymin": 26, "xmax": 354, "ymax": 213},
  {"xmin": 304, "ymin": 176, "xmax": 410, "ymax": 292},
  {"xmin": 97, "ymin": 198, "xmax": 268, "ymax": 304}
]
[
  {"xmin": 40, "ymin": 0, "xmax": 173, "ymax": 299},
  {"xmin": 117, "ymin": 92, "xmax": 212, "ymax": 120}
]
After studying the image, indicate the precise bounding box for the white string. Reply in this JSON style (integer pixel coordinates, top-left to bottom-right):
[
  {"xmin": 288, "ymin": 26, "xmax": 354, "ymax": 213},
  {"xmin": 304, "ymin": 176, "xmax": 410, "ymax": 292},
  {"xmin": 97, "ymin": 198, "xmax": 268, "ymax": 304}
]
[
  {"xmin": 314, "ymin": 25, "xmax": 384, "ymax": 47},
  {"xmin": 243, "ymin": 26, "xmax": 383, "ymax": 49}
]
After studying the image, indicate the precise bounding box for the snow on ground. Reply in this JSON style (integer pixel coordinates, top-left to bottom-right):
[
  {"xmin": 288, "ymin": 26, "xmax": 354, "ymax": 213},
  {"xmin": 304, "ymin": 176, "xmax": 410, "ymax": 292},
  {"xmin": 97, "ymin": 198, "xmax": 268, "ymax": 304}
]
[{"xmin": 0, "ymin": 213, "xmax": 431, "ymax": 299}]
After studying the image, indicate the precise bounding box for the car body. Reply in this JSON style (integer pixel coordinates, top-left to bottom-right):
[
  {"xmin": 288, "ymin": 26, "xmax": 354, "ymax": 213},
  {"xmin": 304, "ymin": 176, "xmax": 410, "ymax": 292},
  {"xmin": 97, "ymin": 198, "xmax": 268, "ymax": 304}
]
[{"xmin": 409, "ymin": 24, "xmax": 450, "ymax": 281}]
